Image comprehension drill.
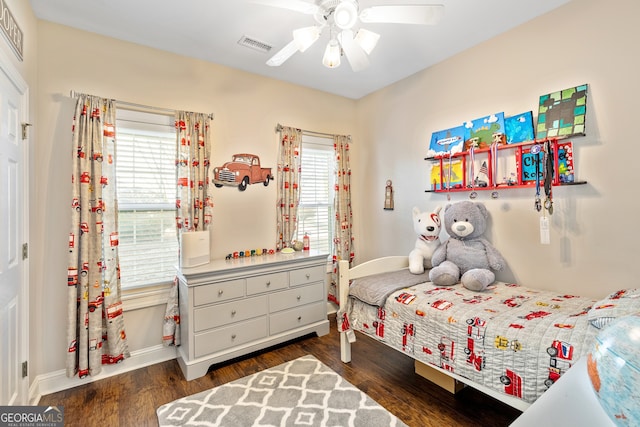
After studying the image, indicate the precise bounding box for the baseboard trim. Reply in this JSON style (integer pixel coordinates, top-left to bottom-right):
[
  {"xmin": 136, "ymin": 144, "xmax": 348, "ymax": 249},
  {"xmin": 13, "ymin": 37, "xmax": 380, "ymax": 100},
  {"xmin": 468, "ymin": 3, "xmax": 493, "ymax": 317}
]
[{"xmin": 30, "ymin": 344, "xmax": 177, "ymax": 404}]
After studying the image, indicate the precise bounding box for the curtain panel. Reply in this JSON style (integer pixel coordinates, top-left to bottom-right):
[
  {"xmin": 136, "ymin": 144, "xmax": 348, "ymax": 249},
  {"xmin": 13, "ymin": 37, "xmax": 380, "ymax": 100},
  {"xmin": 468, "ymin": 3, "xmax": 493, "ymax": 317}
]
[
  {"xmin": 67, "ymin": 94, "xmax": 130, "ymax": 378},
  {"xmin": 329, "ymin": 134, "xmax": 355, "ymax": 304},
  {"xmin": 276, "ymin": 126, "xmax": 302, "ymax": 250},
  {"xmin": 175, "ymin": 111, "xmax": 213, "ymax": 232},
  {"xmin": 163, "ymin": 111, "xmax": 213, "ymax": 347}
]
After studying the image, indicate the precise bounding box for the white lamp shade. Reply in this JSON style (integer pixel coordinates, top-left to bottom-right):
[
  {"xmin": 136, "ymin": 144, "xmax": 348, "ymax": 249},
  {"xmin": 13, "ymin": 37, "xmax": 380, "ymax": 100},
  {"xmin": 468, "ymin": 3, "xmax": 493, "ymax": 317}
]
[
  {"xmin": 322, "ymin": 39, "xmax": 341, "ymax": 68},
  {"xmin": 355, "ymin": 28, "xmax": 380, "ymax": 55},
  {"xmin": 293, "ymin": 26, "xmax": 321, "ymax": 52}
]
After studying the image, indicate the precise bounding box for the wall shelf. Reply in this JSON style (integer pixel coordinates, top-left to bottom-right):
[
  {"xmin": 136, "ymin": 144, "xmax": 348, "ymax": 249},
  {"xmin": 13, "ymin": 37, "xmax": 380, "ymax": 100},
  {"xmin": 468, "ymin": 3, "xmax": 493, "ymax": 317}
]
[
  {"xmin": 424, "ymin": 138, "xmax": 585, "ymax": 194},
  {"xmin": 425, "ymin": 181, "xmax": 587, "ymax": 193}
]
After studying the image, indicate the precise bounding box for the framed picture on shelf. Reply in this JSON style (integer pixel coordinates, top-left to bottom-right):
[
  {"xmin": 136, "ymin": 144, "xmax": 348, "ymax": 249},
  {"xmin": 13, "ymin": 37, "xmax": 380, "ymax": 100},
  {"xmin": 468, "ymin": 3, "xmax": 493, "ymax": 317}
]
[
  {"xmin": 430, "ymin": 159, "xmax": 464, "ymax": 191},
  {"xmin": 519, "ymin": 147, "xmax": 543, "ymax": 183},
  {"xmin": 519, "ymin": 142, "xmax": 575, "ymax": 183},
  {"xmin": 536, "ymin": 84, "xmax": 588, "ymax": 140},
  {"xmin": 505, "ymin": 111, "xmax": 535, "ymax": 144},
  {"xmin": 428, "ymin": 126, "xmax": 466, "ymax": 158},
  {"xmin": 556, "ymin": 142, "xmax": 575, "ymax": 183},
  {"xmin": 463, "ymin": 112, "xmax": 506, "ymax": 150}
]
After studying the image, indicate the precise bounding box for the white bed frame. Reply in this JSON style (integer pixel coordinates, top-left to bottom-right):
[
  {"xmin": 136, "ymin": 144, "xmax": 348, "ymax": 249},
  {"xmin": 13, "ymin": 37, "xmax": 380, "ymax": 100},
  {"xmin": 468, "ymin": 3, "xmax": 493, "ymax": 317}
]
[{"xmin": 337, "ymin": 256, "xmax": 530, "ymax": 412}]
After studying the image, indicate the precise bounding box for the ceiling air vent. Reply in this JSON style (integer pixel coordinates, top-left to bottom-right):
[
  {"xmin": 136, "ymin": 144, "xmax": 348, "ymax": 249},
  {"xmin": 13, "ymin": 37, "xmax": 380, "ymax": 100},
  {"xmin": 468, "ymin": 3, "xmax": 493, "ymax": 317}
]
[{"xmin": 238, "ymin": 35, "xmax": 273, "ymax": 53}]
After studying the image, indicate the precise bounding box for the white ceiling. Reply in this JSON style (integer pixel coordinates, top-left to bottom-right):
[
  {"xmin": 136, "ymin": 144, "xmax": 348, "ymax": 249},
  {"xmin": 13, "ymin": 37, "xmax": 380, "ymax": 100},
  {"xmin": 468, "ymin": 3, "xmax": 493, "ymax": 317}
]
[{"xmin": 29, "ymin": 0, "xmax": 570, "ymax": 99}]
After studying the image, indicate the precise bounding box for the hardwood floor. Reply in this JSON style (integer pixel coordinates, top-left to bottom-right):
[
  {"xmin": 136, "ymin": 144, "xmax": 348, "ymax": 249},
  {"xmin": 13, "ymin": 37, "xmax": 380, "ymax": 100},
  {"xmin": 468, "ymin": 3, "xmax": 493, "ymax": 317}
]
[{"xmin": 39, "ymin": 314, "xmax": 522, "ymax": 427}]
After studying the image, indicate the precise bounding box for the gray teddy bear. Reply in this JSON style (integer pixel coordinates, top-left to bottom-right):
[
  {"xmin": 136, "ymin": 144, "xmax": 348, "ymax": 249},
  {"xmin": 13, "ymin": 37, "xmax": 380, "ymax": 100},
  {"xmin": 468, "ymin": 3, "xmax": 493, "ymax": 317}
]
[{"xmin": 429, "ymin": 201, "xmax": 506, "ymax": 291}]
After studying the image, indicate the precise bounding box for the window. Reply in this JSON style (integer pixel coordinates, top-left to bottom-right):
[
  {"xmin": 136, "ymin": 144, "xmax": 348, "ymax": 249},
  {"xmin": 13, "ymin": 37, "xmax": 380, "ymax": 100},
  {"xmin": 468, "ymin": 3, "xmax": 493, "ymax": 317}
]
[
  {"xmin": 115, "ymin": 109, "xmax": 178, "ymax": 290},
  {"xmin": 296, "ymin": 134, "xmax": 335, "ymax": 254}
]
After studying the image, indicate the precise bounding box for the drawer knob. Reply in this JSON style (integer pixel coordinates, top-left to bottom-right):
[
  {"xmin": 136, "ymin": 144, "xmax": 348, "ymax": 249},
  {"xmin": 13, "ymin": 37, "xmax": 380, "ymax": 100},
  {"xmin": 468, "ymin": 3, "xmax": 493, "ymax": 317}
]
[
  {"xmin": 266, "ymin": 281, "xmax": 271, "ymax": 287},
  {"xmin": 231, "ymin": 310, "xmax": 237, "ymax": 316},
  {"xmin": 305, "ymin": 274, "xmax": 311, "ymax": 279},
  {"xmin": 231, "ymin": 334, "xmax": 237, "ymax": 340},
  {"xmin": 218, "ymin": 290, "xmax": 224, "ymax": 296},
  {"xmin": 297, "ymin": 295, "xmax": 301, "ymax": 301},
  {"xmin": 297, "ymin": 316, "xmax": 302, "ymax": 321}
]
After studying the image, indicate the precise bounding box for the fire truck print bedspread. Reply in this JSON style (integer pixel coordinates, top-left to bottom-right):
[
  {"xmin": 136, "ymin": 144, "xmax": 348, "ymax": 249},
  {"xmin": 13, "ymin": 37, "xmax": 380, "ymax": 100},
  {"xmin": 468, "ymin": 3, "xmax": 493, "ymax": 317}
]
[{"xmin": 343, "ymin": 281, "xmax": 603, "ymax": 404}]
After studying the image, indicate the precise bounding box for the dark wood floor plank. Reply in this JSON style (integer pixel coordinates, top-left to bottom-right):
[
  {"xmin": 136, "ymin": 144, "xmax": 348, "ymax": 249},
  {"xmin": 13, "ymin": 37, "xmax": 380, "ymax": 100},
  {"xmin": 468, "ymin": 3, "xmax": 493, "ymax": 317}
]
[{"xmin": 39, "ymin": 315, "xmax": 522, "ymax": 426}]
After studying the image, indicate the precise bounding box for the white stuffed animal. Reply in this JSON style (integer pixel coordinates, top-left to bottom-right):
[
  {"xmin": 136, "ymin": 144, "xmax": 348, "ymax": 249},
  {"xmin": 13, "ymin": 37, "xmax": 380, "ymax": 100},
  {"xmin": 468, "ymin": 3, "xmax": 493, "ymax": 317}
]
[{"xmin": 409, "ymin": 206, "xmax": 442, "ymax": 274}]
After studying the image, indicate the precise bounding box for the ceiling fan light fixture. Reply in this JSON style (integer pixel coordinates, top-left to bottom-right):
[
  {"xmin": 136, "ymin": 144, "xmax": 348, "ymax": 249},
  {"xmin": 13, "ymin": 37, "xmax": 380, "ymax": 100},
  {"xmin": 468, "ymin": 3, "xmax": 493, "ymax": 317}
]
[
  {"xmin": 355, "ymin": 28, "xmax": 380, "ymax": 55},
  {"xmin": 322, "ymin": 39, "xmax": 341, "ymax": 68},
  {"xmin": 334, "ymin": 1, "xmax": 358, "ymax": 30},
  {"xmin": 293, "ymin": 26, "xmax": 321, "ymax": 52}
]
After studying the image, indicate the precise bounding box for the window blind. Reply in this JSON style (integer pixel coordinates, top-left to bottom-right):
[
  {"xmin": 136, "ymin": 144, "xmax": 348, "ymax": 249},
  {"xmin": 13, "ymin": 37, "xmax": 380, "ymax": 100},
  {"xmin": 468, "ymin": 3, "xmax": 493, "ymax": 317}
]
[
  {"xmin": 115, "ymin": 110, "xmax": 178, "ymax": 289},
  {"xmin": 298, "ymin": 136, "xmax": 335, "ymax": 254}
]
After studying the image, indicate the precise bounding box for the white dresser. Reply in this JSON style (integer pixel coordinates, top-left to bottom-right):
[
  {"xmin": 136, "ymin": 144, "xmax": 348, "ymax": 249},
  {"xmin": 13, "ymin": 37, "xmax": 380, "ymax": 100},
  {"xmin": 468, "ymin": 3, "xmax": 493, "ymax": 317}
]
[{"xmin": 176, "ymin": 251, "xmax": 330, "ymax": 380}]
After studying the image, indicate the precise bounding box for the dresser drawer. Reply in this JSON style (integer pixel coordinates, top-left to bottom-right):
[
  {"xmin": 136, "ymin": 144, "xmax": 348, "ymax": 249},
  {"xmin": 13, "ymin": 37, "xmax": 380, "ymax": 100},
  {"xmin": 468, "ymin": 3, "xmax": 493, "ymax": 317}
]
[
  {"xmin": 194, "ymin": 317, "xmax": 268, "ymax": 358},
  {"xmin": 269, "ymin": 283, "xmax": 324, "ymax": 313},
  {"xmin": 246, "ymin": 271, "xmax": 288, "ymax": 295},
  {"xmin": 290, "ymin": 265, "xmax": 325, "ymax": 287},
  {"xmin": 193, "ymin": 279, "xmax": 245, "ymax": 306},
  {"xmin": 194, "ymin": 295, "xmax": 267, "ymax": 332},
  {"xmin": 269, "ymin": 301, "xmax": 326, "ymax": 335}
]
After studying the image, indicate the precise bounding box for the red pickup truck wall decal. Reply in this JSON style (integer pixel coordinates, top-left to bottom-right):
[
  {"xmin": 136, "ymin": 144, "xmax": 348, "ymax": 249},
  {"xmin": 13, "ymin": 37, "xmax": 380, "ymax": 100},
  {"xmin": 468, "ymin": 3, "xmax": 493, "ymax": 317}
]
[{"xmin": 213, "ymin": 153, "xmax": 273, "ymax": 191}]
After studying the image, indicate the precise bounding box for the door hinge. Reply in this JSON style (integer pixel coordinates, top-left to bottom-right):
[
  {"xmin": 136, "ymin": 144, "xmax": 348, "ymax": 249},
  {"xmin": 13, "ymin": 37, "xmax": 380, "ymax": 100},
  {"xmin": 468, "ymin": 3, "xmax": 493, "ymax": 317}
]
[
  {"xmin": 22, "ymin": 243, "xmax": 28, "ymax": 260},
  {"xmin": 22, "ymin": 361, "xmax": 28, "ymax": 378},
  {"xmin": 21, "ymin": 123, "xmax": 32, "ymax": 140}
]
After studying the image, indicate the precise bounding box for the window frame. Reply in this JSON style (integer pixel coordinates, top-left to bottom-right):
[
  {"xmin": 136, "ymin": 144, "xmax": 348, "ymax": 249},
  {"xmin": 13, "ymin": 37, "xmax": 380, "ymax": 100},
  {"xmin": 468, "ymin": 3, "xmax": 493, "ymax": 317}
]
[
  {"xmin": 296, "ymin": 134, "xmax": 335, "ymax": 255},
  {"xmin": 114, "ymin": 108, "xmax": 179, "ymax": 308}
]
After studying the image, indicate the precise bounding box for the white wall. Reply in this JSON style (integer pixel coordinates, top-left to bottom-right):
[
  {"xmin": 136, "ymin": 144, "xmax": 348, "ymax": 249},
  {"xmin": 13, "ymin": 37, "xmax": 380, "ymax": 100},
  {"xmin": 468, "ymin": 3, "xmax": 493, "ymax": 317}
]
[
  {"xmin": 354, "ymin": 0, "xmax": 638, "ymax": 299},
  {"xmin": 33, "ymin": 21, "xmax": 356, "ymax": 383}
]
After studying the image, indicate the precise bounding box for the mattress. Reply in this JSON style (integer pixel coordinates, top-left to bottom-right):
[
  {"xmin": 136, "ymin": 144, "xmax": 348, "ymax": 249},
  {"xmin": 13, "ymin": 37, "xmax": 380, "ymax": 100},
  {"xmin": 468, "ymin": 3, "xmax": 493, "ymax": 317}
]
[{"xmin": 343, "ymin": 280, "xmax": 602, "ymax": 404}]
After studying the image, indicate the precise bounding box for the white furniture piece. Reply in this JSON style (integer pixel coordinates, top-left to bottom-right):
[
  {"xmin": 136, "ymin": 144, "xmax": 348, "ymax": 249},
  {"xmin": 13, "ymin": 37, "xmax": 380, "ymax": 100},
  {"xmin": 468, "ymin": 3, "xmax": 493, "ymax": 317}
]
[
  {"xmin": 176, "ymin": 251, "xmax": 330, "ymax": 380},
  {"xmin": 510, "ymin": 357, "xmax": 614, "ymax": 426}
]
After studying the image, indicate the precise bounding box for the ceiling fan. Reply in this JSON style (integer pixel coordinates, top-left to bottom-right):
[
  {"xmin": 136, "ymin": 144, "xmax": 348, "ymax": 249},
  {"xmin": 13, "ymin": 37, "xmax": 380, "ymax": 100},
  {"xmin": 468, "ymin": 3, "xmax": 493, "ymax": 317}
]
[{"xmin": 253, "ymin": 0, "xmax": 444, "ymax": 72}]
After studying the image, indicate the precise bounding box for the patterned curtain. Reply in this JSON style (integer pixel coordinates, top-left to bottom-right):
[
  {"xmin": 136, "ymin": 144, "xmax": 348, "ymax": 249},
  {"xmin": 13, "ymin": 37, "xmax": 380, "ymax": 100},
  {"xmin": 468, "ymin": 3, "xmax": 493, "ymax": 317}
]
[
  {"xmin": 162, "ymin": 111, "xmax": 212, "ymax": 346},
  {"xmin": 276, "ymin": 126, "xmax": 302, "ymax": 250},
  {"xmin": 329, "ymin": 134, "xmax": 355, "ymax": 304},
  {"xmin": 67, "ymin": 94, "xmax": 129, "ymax": 378},
  {"xmin": 174, "ymin": 111, "xmax": 213, "ymax": 232}
]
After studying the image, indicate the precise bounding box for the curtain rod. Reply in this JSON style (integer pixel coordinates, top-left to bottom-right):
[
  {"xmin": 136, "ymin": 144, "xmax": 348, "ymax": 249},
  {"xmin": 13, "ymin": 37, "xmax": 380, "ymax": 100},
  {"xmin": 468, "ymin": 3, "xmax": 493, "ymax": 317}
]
[
  {"xmin": 275, "ymin": 123, "xmax": 339, "ymax": 139},
  {"xmin": 70, "ymin": 90, "xmax": 214, "ymax": 120}
]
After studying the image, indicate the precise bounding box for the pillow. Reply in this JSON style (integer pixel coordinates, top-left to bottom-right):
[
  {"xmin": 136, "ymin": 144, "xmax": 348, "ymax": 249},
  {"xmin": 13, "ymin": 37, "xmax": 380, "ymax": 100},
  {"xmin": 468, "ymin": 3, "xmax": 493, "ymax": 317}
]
[
  {"xmin": 587, "ymin": 288, "xmax": 640, "ymax": 329},
  {"xmin": 349, "ymin": 268, "xmax": 430, "ymax": 306}
]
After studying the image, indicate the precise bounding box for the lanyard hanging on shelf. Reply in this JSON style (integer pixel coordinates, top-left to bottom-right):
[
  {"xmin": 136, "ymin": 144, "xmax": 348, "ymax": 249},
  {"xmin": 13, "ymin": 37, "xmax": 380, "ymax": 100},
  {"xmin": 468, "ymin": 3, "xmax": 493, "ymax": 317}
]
[
  {"xmin": 490, "ymin": 142, "xmax": 499, "ymax": 199},
  {"xmin": 543, "ymin": 140, "xmax": 554, "ymax": 215},
  {"xmin": 532, "ymin": 143, "xmax": 542, "ymax": 212},
  {"xmin": 468, "ymin": 146, "xmax": 477, "ymax": 199},
  {"xmin": 447, "ymin": 154, "xmax": 453, "ymax": 201}
]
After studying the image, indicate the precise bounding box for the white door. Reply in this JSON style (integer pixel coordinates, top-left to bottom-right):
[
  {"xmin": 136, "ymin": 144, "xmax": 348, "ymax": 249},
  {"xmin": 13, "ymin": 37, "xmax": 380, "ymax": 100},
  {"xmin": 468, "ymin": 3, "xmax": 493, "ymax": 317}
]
[{"xmin": 0, "ymin": 51, "xmax": 29, "ymax": 405}]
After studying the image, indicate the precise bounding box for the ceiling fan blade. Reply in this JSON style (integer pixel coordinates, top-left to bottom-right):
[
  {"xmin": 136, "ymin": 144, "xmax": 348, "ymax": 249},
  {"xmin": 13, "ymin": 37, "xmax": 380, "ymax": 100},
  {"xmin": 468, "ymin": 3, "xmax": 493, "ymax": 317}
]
[
  {"xmin": 249, "ymin": 0, "xmax": 318, "ymax": 15},
  {"xmin": 338, "ymin": 30, "xmax": 370, "ymax": 72},
  {"xmin": 266, "ymin": 40, "xmax": 299, "ymax": 66},
  {"xmin": 359, "ymin": 4, "xmax": 444, "ymax": 25},
  {"xmin": 292, "ymin": 26, "xmax": 322, "ymax": 52}
]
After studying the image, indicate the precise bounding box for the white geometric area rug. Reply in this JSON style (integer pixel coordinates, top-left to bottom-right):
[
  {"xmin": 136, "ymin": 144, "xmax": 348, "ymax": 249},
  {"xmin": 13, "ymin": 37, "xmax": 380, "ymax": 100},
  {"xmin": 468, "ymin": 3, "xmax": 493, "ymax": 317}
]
[{"xmin": 157, "ymin": 355, "xmax": 407, "ymax": 427}]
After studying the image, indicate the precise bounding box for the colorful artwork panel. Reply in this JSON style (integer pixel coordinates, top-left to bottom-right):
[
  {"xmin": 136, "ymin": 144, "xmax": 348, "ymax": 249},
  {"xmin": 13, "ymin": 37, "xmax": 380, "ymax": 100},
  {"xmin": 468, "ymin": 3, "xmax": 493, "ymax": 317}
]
[
  {"xmin": 520, "ymin": 142, "xmax": 574, "ymax": 183},
  {"xmin": 556, "ymin": 142, "xmax": 575, "ymax": 183},
  {"xmin": 428, "ymin": 126, "xmax": 466, "ymax": 157},
  {"xmin": 536, "ymin": 84, "xmax": 588, "ymax": 140},
  {"xmin": 463, "ymin": 112, "xmax": 506, "ymax": 150},
  {"xmin": 505, "ymin": 111, "xmax": 535, "ymax": 144},
  {"xmin": 430, "ymin": 160, "xmax": 464, "ymax": 190},
  {"xmin": 520, "ymin": 148, "xmax": 543, "ymax": 183}
]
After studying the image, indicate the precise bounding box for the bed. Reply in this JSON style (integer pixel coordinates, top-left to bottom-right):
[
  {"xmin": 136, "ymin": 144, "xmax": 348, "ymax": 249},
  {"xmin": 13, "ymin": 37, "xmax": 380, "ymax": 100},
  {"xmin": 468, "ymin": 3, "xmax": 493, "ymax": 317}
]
[{"xmin": 337, "ymin": 256, "xmax": 640, "ymax": 411}]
